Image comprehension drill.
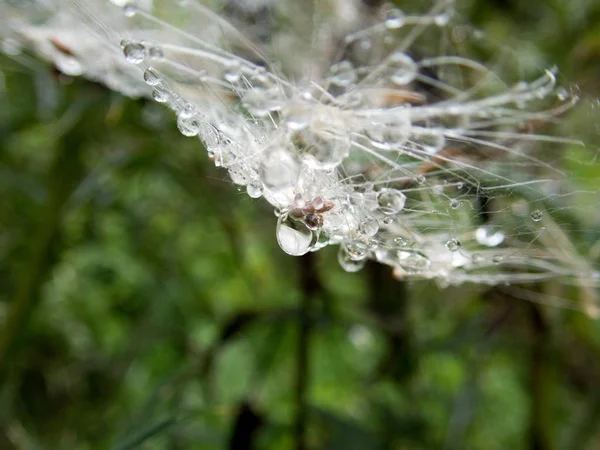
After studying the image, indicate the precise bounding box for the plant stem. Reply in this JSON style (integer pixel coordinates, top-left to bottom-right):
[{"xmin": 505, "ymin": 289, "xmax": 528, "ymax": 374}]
[
  {"xmin": 529, "ymin": 303, "xmax": 552, "ymax": 450},
  {"xmin": 294, "ymin": 252, "xmax": 320, "ymax": 450},
  {"xmin": 0, "ymin": 96, "xmax": 90, "ymax": 381}
]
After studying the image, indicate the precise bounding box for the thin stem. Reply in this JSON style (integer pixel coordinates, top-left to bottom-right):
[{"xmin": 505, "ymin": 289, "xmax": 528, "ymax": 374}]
[
  {"xmin": 529, "ymin": 303, "xmax": 552, "ymax": 450},
  {"xmin": 0, "ymin": 123, "xmax": 86, "ymax": 381},
  {"xmin": 294, "ymin": 252, "xmax": 320, "ymax": 450}
]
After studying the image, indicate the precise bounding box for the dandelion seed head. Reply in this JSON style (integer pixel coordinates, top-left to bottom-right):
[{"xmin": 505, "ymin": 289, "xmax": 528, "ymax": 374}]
[{"xmin": 2, "ymin": 0, "xmax": 600, "ymax": 311}]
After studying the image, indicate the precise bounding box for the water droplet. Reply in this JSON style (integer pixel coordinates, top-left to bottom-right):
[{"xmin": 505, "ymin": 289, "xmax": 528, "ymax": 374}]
[
  {"xmin": 389, "ymin": 52, "xmax": 417, "ymax": 85},
  {"xmin": 335, "ymin": 202, "xmax": 358, "ymax": 231},
  {"xmin": 312, "ymin": 231, "xmax": 330, "ymax": 251},
  {"xmin": 344, "ymin": 240, "xmax": 369, "ymax": 261},
  {"xmin": 223, "ymin": 60, "xmax": 241, "ymax": 83},
  {"xmin": 211, "ymin": 149, "xmax": 226, "ymax": 167},
  {"xmin": 446, "ymin": 239, "xmax": 461, "ymax": 252},
  {"xmin": 148, "ymin": 46, "xmax": 164, "ymax": 60},
  {"xmin": 200, "ymin": 125, "xmax": 221, "ymax": 151},
  {"xmin": 276, "ymin": 215, "xmax": 314, "ymax": 256},
  {"xmin": 143, "ymin": 68, "xmax": 160, "ymax": 86},
  {"xmin": 178, "ymin": 103, "xmax": 196, "ymax": 118},
  {"xmin": 394, "ymin": 237, "xmax": 414, "ymax": 248},
  {"xmin": 385, "ymin": 8, "xmax": 406, "ymax": 29},
  {"xmin": 246, "ymin": 181, "xmax": 263, "ymax": 198},
  {"xmin": 304, "ymin": 141, "xmax": 349, "ymax": 170},
  {"xmin": 366, "ymin": 119, "xmax": 410, "ymax": 150},
  {"xmin": 123, "ymin": 3, "xmax": 137, "ymax": 17},
  {"xmin": 259, "ymin": 145, "xmax": 300, "ymax": 192},
  {"xmin": 177, "ymin": 114, "xmax": 201, "ymax": 137},
  {"xmin": 367, "ymin": 238, "xmax": 379, "ymax": 250},
  {"xmin": 243, "ymin": 86, "xmax": 283, "ymax": 117},
  {"xmin": 328, "ymin": 60, "xmax": 357, "ymax": 87},
  {"xmin": 151, "ymin": 85, "xmax": 170, "ymax": 103},
  {"xmin": 398, "ymin": 250, "xmax": 431, "ymax": 273},
  {"xmin": 123, "ymin": 42, "xmax": 146, "ymax": 64},
  {"xmin": 55, "ymin": 55, "xmax": 83, "ymax": 76},
  {"xmin": 250, "ymin": 66, "xmax": 270, "ymax": 87},
  {"xmin": 298, "ymin": 120, "xmax": 350, "ymax": 170},
  {"xmin": 312, "ymin": 196, "xmax": 325, "ymax": 210},
  {"xmin": 349, "ymin": 38, "xmax": 372, "ymax": 65},
  {"xmin": 358, "ymin": 216, "xmax": 379, "ymax": 237},
  {"xmin": 492, "ymin": 255, "xmax": 503, "ymax": 264},
  {"xmin": 338, "ymin": 246, "xmax": 366, "ymax": 272},
  {"xmin": 377, "ymin": 188, "xmax": 406, "ymax": 215},
  {"xmin": 530, "ymin": 209, "xmax": 543, "ymax": 222},
  {"xmin": 449, "ymin": 199, "xmax": 460, "ymax": 209},
  {"xmin": 475, "ymin": 226, "xmax": 504, "ymax": 247},
  {"xmin": 383, "ymin": 217, "xmax": 394, "ymax": 225},
  {"xmin": 416, "ymin": 174, "xmax": 426, "ymax": 184}
]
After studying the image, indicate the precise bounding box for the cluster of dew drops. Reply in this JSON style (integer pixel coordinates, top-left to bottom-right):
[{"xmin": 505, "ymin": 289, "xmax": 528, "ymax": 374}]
[{"xmin": 117, "ymin": 1, "xmax": 551, "ymax": 278}]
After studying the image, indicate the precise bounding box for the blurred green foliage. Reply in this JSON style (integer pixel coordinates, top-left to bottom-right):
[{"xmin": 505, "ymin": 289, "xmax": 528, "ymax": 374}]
[{"xmin": 1, "ymin": 1, "xmax": 600, "ymax": 449}]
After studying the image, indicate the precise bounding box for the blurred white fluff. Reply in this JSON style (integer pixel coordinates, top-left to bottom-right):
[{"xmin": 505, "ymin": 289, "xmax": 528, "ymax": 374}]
[{"xmin": 2, "ymin": 0, "xmax": 599, "ymax": 314}]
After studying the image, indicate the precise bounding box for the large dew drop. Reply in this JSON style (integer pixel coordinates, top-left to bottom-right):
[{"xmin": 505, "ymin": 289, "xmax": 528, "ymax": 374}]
[
  {"xmin": 55, "ymin": 55, "xmax": 83, "ymax": 76},
  {"xmin": 143, "ymin": 68, "xmax": 161, "ymax": 86},
  {"xmin": 152, "ymin": 85, "xmax": 170, "ymax": 103},
  {"xmin": 242, "ymin": 87, "xmax": 283, "ymax": 117},
  {"xmin": 343, "ymin": 240, "xmax": 369, "ymax": 261},
  {"xmin": 445, "ymin": 239, "xmax": 461, "ymax": 252},
  {"xmin": 246, "ymin": 180, "xmax": 263, "ymax": 198},
  {"xmin": 297, "ymin": 112, "xmax": 350, "ymax": 170},
  {"xmin": 389, "ymin": 52, "xmax": 417, "ymax": 85},
  {"xmin": 366, "ymin": 118, "xmax": 411, "ymax": 150},
  {"xmin": 223, "ymin": 60, "xmax": 242, "ymax": 83},
  {"xmin": 123, "ymin": 4, "xmax": 137, "ymax": 17},
  {"xmin": 394, "ymin": 236, "xmax": 414, "ymax": 248},
  {"xmin": 177, "ymin": 114, "xmax": 201, "ymax": 137},
  {"xmin": 301, "ymin": 130, "xmax": 350, "ymax": 170},
  {"xmin": 530, "ymin": 209, "xmax": 544, "ymax": 222},
  {"xmin": 328, "ymin": 60, "xmax": 357, "ymax": 87},
  {"xmin": 397, "ymin": 250, "xmax": 432, "ymax": 273},
  {"xmin": 377, "ymin": 188, "xmax": 407, "ymax": 215},
  {"xmin": 384, "ymin": 8, "xmax": 406, "ymax": 29},
  {"xmin": 259, "ymin": 145, "xmax": 300, "ymax": 192},
  {"xmin": 276, "ymin": 215, "xmax": 314, "ymax": 256},
  {"xmin": 338, "ymin": 246, "xmax": 366, "ymax": 272},
  {"xmin": 123, "ymin": 42, "xmax": 146, "ymax": 64},
  {"xmin": 358, "ymin": 216, "xmax": 379, "ymax": 237}
]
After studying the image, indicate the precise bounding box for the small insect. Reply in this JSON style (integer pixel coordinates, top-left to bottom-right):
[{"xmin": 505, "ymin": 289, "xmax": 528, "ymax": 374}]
[{"xmin": 289, "ymin": 195, "xmax": 334, "ymax": 230}]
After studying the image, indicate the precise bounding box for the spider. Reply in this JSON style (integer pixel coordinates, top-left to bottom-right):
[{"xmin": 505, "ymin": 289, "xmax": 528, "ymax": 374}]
[{"xmin": 289, "ymin": 195, "xmax": 335, "ymax": 230}]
